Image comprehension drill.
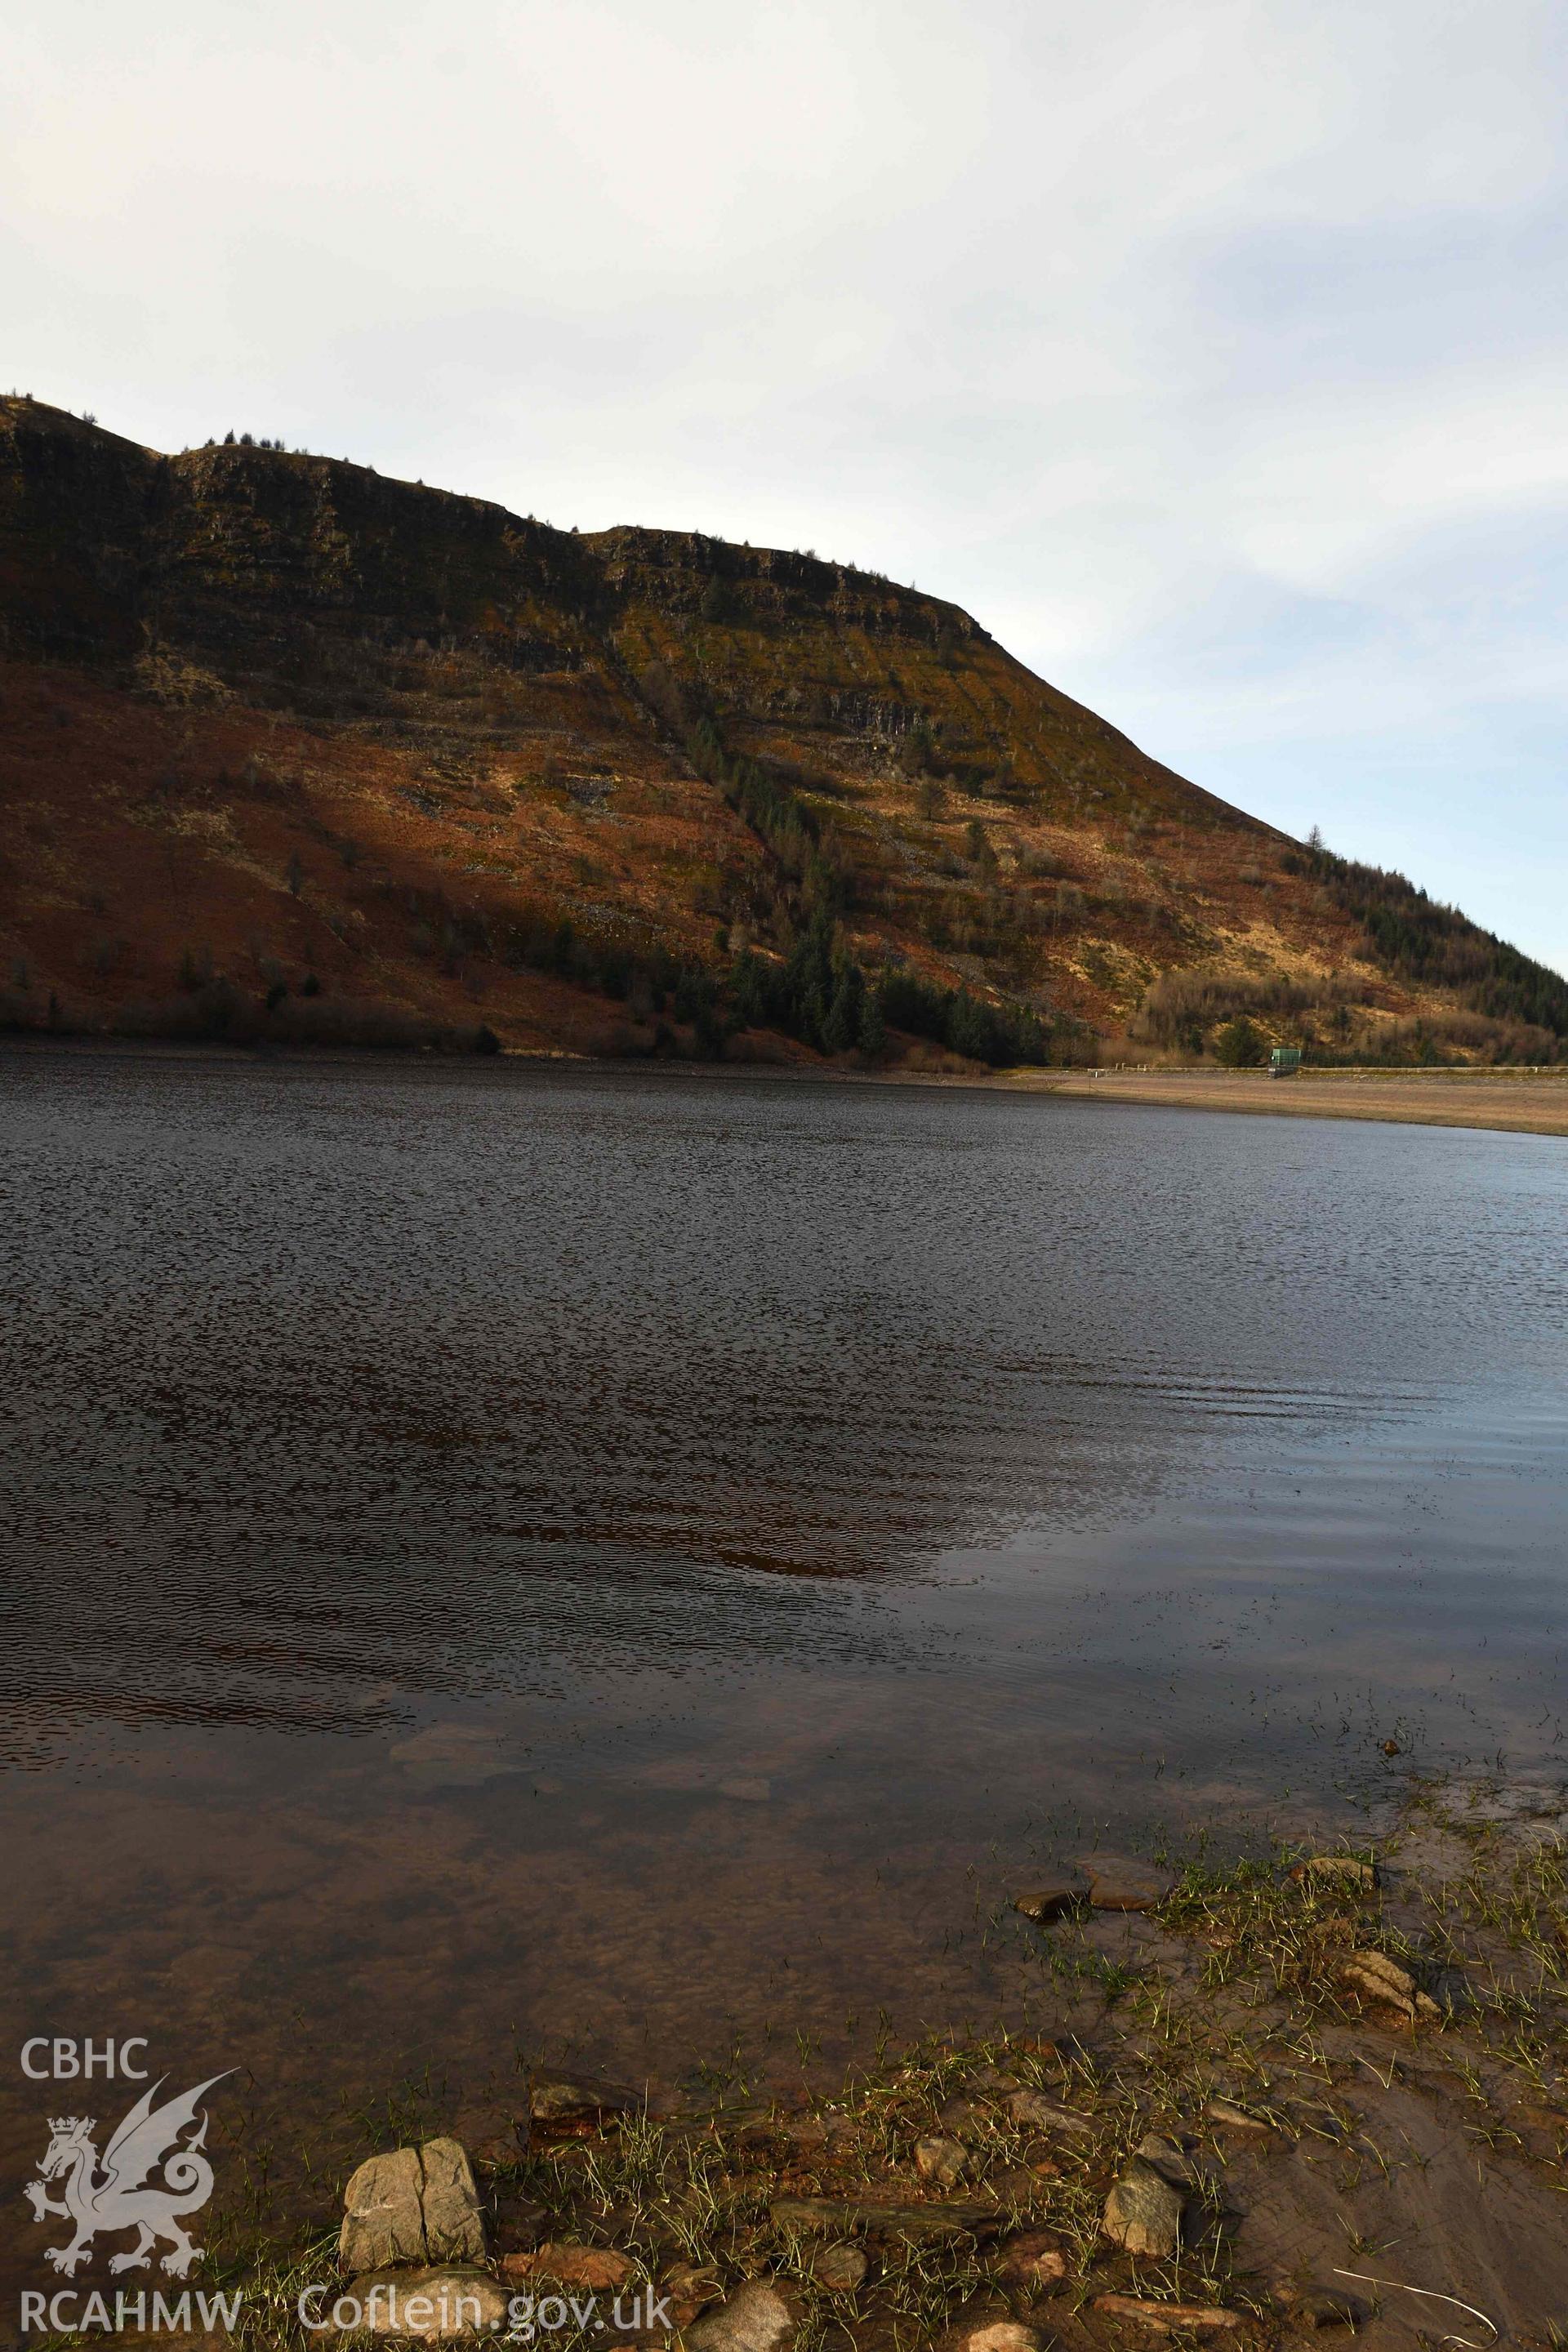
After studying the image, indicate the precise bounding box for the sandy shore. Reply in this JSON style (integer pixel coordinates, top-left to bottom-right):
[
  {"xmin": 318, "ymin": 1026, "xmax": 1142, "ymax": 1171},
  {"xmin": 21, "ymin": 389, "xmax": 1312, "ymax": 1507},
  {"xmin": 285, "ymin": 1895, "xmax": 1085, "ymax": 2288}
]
[{"xmin": 1022, "ymin": 1067, "xmax": 1568, "ymax": 1137}]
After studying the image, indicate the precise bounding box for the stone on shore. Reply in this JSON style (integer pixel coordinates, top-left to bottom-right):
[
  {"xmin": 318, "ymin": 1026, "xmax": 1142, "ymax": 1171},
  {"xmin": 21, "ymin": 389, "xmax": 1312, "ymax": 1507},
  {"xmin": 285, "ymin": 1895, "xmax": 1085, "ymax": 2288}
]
[
  {"xmin": 343, "ymin": 2268, "xmax": 509, "ymax": 2339},
  {"xmin": 1102, "ymin": 2162, "xmax": 1183, "ymax": 2257},
  {"xmin": 967, "ymin": 2063, "xmax": 1017, "ymax": 2088},
  {"xmin": 341, "ymin": 2148, "xmax": 424, "ymax": 2270},
  {"xmin": 1006, "ymin": 2089, "xmax": 1095, "ymax": 2139},
  {"xmin": 1290, "ymin": 1855, "xmax": 1379, "ymax": 1894},
  {"xmin": 685, "ymin": 2279, "xmax": 795, "ymax": 2352},
  {"xmin": 418, "ymin": 2141, "xmax": 489, "ymax": 2261},
  {"xmin": 1339, "ymin": 1948, "xmax": 1441, "ymax": 2025},
  {"xmin": 808, "ymin": 2244, "xmax": 869, "ymax": 2292},
  {"xmin": 951, "ymin": 2326, "xmax": 1045, "ymax": 2352},
  {"xmin": 1205, "ymin": 2097, "xmax": 1275, "ymax": 2133},
  {"xmin": 1132, "ymin": 2131, "xmax": 1197, "ymax": 2187},
  {"xmin": 777, "ymin": 2113, "xmax": 858, "ymax": 2152},
  {"xmin": 340, "ymin": 2140, "xmax": 487, "ymax": 2274},
  {"xmin": 771, "ymin": 2194, "xmax": 999, "ymax": 2241},
  {"xmin": 660, "ymin": 2261, "xmax": 721, "ymax": 2325},
  {"xmin": 500, "ymin": 2244, "xmax": 636, "ymax": 2290},
  {"xmin": 1093, "ymin": 2296, "xmax": 1241, "ymax": 2333},
  {"xmin": 995, "ymin": 2231, "xmax": 1067, "ymax": 2289},
  {"xmin": 915, "ymin": 2136, "xmax": 970, "ymax": 2187}
]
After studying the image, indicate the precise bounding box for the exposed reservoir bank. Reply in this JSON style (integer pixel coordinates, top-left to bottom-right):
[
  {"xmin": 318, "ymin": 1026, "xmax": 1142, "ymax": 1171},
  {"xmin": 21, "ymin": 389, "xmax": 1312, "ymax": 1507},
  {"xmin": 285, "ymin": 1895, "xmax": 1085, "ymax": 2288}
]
[{"xmin": 1014, "ymin": 1065, "xmax": 1568, "ymax": 1137}]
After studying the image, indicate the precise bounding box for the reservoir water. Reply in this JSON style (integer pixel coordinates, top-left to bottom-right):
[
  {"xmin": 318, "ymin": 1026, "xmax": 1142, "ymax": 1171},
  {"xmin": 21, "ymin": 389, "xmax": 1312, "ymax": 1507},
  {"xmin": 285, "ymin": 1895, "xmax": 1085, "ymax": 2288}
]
[{"xmin": 2, "ymin": 1049, "xmax": 1564, "ymax": 2222}]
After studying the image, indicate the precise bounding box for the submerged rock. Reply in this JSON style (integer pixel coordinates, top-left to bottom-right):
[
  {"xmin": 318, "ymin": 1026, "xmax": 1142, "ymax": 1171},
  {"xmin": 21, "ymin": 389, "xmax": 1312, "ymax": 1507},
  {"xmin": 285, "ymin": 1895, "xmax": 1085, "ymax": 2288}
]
[
  {"xmin": 1078, "ymin": 1857, "xmax": 1174, "ymax": 1911},
  {"xmin": 340, "ymin": 2140, "xmax": 488, "ymax": 2274},
  {"xmin": 529, "ymin": 2071, "xmax": 639, "ymax": 2123},
  {"xmin": 1012, "ymin": 1883, "xmax": 1088, "ymax": 1923},
  {"xmin": 449, "ymin": 2106, "xmax": 528, "ymax": 2170},
  {"xmin": 488, "ymin": 2186, "xmax": 549, "ymax": 2253},
  {"xmin": 1283, "ymin": 2285, "xmax": 1370, "ymax": 2329}
]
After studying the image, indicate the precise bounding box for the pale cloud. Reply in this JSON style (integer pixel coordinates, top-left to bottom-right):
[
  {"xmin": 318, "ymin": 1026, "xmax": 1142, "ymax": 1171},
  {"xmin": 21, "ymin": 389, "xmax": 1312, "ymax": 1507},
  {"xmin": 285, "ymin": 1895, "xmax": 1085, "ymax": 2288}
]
[{"xmin": 5, "ymin": 0, "xmax": 1565, "ymax": 967}]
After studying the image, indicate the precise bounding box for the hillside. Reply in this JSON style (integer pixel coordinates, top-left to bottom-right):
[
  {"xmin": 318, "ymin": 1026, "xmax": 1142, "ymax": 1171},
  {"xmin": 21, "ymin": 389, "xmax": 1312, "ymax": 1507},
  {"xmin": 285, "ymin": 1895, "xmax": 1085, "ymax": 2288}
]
[{"xmin": 2, "ymin": 397, "xmax": 1562, "ymax": 1068}]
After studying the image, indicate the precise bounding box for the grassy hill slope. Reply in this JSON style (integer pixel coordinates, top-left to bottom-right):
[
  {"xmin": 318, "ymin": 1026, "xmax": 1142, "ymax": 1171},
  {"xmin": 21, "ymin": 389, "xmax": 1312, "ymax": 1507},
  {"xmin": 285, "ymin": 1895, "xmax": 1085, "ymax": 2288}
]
[{"xmin": 3, "ymin": 399, "xmax": 1561, "ymax": 1067}]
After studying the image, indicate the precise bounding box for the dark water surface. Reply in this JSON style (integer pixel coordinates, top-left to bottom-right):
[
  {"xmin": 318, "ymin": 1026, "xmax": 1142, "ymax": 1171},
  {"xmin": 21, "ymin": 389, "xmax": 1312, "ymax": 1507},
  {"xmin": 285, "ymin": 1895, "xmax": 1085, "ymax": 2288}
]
[{"xmin": 2, "ymin": 1049, "xmax": 1565, "ymax": 2216}]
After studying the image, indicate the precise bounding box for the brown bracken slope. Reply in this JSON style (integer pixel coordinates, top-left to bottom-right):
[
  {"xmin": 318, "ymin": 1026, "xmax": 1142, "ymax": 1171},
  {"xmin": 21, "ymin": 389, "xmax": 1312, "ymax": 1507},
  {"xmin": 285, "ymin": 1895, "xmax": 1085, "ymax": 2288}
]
[{"xmin": 2, "ymin": 398, "xmax": 1563, "ymax": 1067}]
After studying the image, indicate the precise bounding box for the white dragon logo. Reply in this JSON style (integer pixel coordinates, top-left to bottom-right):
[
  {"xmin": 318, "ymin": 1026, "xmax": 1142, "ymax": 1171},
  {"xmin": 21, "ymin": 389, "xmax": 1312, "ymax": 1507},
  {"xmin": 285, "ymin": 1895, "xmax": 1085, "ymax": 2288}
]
[{"xmin": 22, "ymin": 2074, "xmax": 231, "ymax": 2278}]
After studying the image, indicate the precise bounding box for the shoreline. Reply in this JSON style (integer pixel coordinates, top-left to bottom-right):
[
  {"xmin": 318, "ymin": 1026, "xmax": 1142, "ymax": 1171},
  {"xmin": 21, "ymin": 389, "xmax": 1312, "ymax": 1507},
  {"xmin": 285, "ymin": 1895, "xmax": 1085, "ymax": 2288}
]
[
  {"xmin": 116, "ymin": 1775, "xmax": 1568, "ymax": 2350},
  {"xmin": 7, "ymin": 1033, "xmax": 1568, "ymax": 1138},
  {"xmin": 1013, "ymin": 1066, "xmax": 1568, "ymax": 1137}
]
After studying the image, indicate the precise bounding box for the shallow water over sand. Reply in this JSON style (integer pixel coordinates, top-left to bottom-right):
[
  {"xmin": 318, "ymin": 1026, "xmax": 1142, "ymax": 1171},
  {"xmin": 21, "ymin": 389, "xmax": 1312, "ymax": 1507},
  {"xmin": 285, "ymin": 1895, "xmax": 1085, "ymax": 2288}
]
[{"xmin": 2, "ymin": 1050, "xmax": 1565, "ymax": 2218}]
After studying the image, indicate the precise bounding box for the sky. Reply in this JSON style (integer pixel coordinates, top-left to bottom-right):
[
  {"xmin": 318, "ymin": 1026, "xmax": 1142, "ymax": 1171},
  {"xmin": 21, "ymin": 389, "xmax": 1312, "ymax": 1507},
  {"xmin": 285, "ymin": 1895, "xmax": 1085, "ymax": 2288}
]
[{"xmin": 7, "ymin": 0, "xmax": 1566, "ymax": 972}]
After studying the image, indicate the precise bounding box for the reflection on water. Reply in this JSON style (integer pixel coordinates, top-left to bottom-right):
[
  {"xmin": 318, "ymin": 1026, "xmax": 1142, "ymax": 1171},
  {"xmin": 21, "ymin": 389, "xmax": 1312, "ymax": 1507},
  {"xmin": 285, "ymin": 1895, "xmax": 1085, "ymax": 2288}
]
[{"xmin": 1, "ymin": 1051, "xmax": 1565, "ymax": 2198}]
